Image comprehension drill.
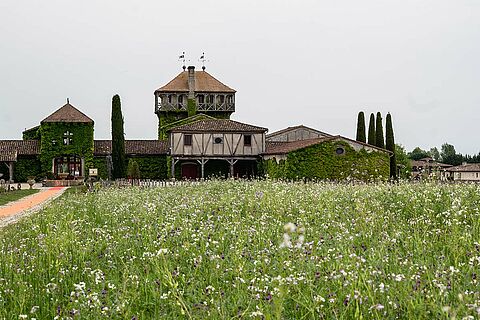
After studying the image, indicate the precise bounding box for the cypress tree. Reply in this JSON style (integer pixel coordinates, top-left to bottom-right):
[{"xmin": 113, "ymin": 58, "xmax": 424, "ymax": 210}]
[
  {"xmin": 367, "ymin": 113, "xmax": 376, "ymax": 145},
  {"xmin": 356, "ymin": 111, "xmax": 366, "ymax": 143},
  {"xmin": 385, "ymin": 113, "xmax": 397, "ymax": 179},
  {"xmin": 111, "ymin": 94, "xmax": 126, "ymax": 179},
  {"xmin": 375, "ymin": 112, "xmax": 384, "ymax": 149}
]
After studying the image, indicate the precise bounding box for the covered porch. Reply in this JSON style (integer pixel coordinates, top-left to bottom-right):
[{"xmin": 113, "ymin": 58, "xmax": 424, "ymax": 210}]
[{"xmin": 171, "ymin": 156, "xmax": 259, "ymax": 180}]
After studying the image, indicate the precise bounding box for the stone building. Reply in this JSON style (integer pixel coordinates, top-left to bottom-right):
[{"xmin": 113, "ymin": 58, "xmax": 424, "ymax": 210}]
[{"xmin": 0, "ymin": 65, "xmax": 392, "ymax": 182}]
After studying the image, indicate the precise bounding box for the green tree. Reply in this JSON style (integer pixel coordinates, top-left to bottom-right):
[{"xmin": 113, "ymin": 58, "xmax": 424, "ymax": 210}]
[
  {"xmin": 356, "ymin": 111, "xmax": 366, "ymax": 143},
  {"xmin": 408, "ymin": 147, "xmax": 429, "ymax": 160},
  {"xmin": 127, "ymin": 159, "xmax": 141, "ymax": 179},
  {"xmin": 395, "ymin": 144, "xmax": 412, "ymax": 179},
  {"xmin": 375, "ymin": 112, "xmax": 384, "ymax": 149},
  {"xmin": 385, "ymin": 113, "xmax": 396, "ymax": 179},
  {"xmin": 429, "ymin": 147, "xmax": 440, "ymax": 161},
  {"xmin": 367, "ymin": 113, "xmax": 376, "ymax": 145},
  {"xmin": 111, "ymin": 94, "xmax": 126, "ymax": 179},
  {"xmin": 440, "ymin": 143, "xmax": 463, "ymax": 165}
]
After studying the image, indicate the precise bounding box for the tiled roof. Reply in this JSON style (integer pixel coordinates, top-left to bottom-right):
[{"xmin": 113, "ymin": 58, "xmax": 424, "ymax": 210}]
[
  {"xmin": 266, "ymin": 125, "xmax": 332, "ymax": 139},
  {"xmin": 0, "ymin": 151, "xmax": 17, "ymax": 162},
  {"xmin": 264, "ymin": 135, "xmax": 392, "ymax": 155},
  {"xmin": 41, "ymin": 103, "xmax": 94, "ymax": 123},
  {"xmin": 94, "ymin": 140, "xmax": 168, "ymax": 156},
  {"xmin": 264, "ymin": 137, "xmax": 332, "ymax": 155},
  {"xmin": 169, "ymin": 119, "xmax": 267, "ymax": 133},
  {"xmin": 0, "ymin": 140, "xmax": 40, "ymax": 160},
  {"xmin": 411, "ymin": 159, "xmax": 451, "ymax": 168},
  {"xmin": 155, "ymin": 71, "xmax": 236, "ymax": 93},
  {"xmin": 445, "ymin": 163, "xmax": 480, "ymax": 172}
]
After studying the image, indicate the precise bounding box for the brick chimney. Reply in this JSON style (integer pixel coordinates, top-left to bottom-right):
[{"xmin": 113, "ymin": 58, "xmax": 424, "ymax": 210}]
[{"xmin": 187, "ymin": 66, "xmax": 195, "ymax": 99}]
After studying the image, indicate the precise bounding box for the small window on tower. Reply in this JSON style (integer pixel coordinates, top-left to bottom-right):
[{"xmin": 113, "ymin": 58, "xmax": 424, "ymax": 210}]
[
  {"xmin": 244, "ymin": 135, "xmax": 252, "ymax": 146},
  {"xmin": 63, "ymin": 131, "xmax": 73, "ymax": 145},
  {"xmin": 184, "ymin": 134, "xmax": 192, "ymax": 146}
]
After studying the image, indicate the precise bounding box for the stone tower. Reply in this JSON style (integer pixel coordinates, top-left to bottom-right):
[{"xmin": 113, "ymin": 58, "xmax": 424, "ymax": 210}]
[{"xmin": 154, "ymin": 66, "xmax": 236, "ymax": 139}]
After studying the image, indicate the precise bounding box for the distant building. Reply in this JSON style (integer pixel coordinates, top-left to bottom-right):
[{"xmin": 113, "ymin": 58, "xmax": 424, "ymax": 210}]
[
  {"xmin": 442, "ymin": 163, "xmax": 480, "ymax": 182},
  {"xmin": 410, "ymin": 157, "xmax": 452, "ymax": 180}
]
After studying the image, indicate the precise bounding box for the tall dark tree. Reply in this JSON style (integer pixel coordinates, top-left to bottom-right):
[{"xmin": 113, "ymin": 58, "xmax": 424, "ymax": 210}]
[
  {"xmin": 356, "ymin": 111, "xmax": 366, "ymax": 143},
  {"xmin": 375, "ymin": 112, "xmax": 384, "ymax": 149},
  {"xmin": 111, "ymin": 94, "xmax": 126, "ymax": 179},
  {"xmin": 367, "ymin": 113, "xmax": 376, "ymax": 145},
  {"xmin": 385, "ymin": 113, "xmax": 396, "ymax": 179}
]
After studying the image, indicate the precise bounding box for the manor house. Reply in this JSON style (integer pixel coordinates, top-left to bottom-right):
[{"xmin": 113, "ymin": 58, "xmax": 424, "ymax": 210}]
[{"xmin": 0, "ymin": 66, "xmax": 391, "ymax": 183}]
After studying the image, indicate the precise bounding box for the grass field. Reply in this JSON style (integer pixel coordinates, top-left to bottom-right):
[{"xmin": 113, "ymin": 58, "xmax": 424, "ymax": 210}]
[
  {"xmin": 0, "ymin": 180, "xmax": 479, "ymax": 319},
  {"xmin": 0, "ymin": 189, "xmax": 39, "ymax": 206}
]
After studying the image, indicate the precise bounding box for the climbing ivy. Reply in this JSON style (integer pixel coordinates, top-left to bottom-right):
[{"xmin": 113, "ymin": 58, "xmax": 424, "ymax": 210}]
[
  {"xmin": 262, "ymin": 141, "xmax": 390, "ymax": 181},
  {"xmin": 22, "ymin": 126, "xmax": 41, "ymax": 140},
  {"xmin": 39, "ymin": 122, "xmax": 94, "ymax": 176}
]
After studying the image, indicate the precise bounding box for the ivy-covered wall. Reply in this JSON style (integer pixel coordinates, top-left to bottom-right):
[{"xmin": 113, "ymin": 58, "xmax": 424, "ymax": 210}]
[
  {"xmin": 128, "ymin": 155, "xmax": 167, "ymax": 180},
  {"xmin": 262, "ymin": 141, "xmax": 390, "ymax": 181},
  {"xmin": 39, "ymin": 122, "xmax": 94, "ymax": 175},
  {"xmin": 93, "ymin": 155, "xmax": 168, "ymax": 180},
  {"xmin": 14, "ymin": 156, "xmax": 42, "ymax": 182},
  {"xmin": 22, "ymin": 126, "xmax": 41, "ymax": 140}
]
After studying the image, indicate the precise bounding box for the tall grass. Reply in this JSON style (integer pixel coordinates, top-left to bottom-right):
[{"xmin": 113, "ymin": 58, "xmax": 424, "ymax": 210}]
[{"xmin": 0, "ymin": 180, "xmax": 479, "ymax": 319}]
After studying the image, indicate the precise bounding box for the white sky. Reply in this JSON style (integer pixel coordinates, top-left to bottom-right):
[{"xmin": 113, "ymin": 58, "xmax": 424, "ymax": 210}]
[{"xmin": 1, "ymin": 0, "xmax": 479, "ymax": 154}]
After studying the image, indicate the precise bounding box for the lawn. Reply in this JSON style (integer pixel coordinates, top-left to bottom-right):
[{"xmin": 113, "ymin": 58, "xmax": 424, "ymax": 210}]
[
  {"xmin": 0, "ymin": 180, "xmax": 479, "ymax": 319},
  {"xmin": 0, "ymin": 188, "xmax": 39, "ymax": 206}
]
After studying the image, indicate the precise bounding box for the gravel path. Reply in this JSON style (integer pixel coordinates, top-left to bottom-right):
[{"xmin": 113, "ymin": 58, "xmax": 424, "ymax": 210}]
[{"xmin": 0, "ymin": 187, "xmax": 66, "ymax": 228}]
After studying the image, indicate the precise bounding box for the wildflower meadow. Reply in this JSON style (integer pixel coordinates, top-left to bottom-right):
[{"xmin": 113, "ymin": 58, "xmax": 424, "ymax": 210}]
[{"xmin": 0, "ymin": 180, "xmax": 479, "ymax": 319}]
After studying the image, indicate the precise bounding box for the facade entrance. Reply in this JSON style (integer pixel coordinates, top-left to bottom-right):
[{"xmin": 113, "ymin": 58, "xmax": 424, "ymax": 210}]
[
  {"xmin": 54, "ymin": 156, "xmax": 82, "ymax": 179},
  {"xmin": 181, "ymin": 163, "xmax": 198, "ymax": 179}
]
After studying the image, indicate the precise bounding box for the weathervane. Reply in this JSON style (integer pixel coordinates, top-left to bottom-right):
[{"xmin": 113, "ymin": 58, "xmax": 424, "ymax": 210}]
[
  {"xmin": 178, "ymin": 51, "xmax": 188, "ymax": 70},
  {"xmin": 199, "ymin": 52, "xmax": 208, "ymax": 71}
]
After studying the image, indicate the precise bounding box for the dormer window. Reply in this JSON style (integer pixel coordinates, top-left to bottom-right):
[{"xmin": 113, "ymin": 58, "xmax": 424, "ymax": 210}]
[{"xmin": 63, "ymin": 131, "xmax": 73, "ymax": 145}]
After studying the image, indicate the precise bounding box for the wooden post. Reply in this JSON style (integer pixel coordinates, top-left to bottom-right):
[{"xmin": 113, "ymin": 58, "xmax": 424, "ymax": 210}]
[
  {"xmin": 171, "ymin": 157, "xmax": 176, "ymax": 180},
  {"xmin": 7, "ymin": 162, "xmax": 14, "ymax": 182}
]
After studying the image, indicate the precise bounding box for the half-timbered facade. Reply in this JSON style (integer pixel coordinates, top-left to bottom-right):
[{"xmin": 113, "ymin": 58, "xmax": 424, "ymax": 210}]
[{"xmin": 169, "ymin": 119, "xmax": 267, "ymax": 179}]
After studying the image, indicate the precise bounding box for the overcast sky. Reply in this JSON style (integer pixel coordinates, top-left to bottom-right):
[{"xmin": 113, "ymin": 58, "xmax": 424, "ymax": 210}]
[{"xmin": 1, "ymin": 0, "xmax": 479, "ymax": 154}]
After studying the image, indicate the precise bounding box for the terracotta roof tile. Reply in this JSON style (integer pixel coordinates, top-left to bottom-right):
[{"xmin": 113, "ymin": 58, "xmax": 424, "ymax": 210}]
[
  {"xmin": 0, "ymin": 151, "xmax": 17, "ymax": 162},
  {"xmin": 264, "ymin": 135, "xmax": 392, "ymax": 155},
  {"xmin": 445, "ymin": 163, "xmax": 480, "ymax": 172},
  {"xmin": 41, "ymin": 103, "xmax": 94, "ymax": 123},
  {"xmin": 264, "ymin": 138, "xmax": 333, "ymax": 155},
  {"xmin": 155, "ymin": 71, "xmax": 236, "ymax": 93},
  {"xmin": 94, "ymin": 140, "xmax": 168, "ymax": 156},
  {"xmin": 169, "ymin": 119, "xmax": 267, "ymax": 133},
  {"xmin": 0, "ymin": 140, "xmax": 40, "ymax": 160}
]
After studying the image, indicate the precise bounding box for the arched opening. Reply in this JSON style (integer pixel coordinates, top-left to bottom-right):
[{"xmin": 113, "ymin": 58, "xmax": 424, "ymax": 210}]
[{"xmin": 54, "ymin": 155, "xmax": 82, "ymax": 179}]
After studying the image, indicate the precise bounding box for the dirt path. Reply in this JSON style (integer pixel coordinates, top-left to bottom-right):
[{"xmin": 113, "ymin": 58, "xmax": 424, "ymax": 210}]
[{"xmin": 0, "ymin": 187, "xmax": 66, "ymax": 228}]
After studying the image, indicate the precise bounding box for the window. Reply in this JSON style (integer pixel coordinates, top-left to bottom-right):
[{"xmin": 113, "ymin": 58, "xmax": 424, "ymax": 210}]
[
  {"xmin": 184, "ymin": 134, "xmax": 192, "ymax": 146},
  {"xmin": 335, "ymin": 147, "xmax": 345, "ymax": 155},
  {"xmin": 207, "ymin": 95, "xmax": 214, "ymax": 104},
  {"xmin": 214, "ymin": 137, "xmax": 223, "ymax": 144},
  {"xmin": 168, "ymin": 94, "xmax": 174, "ymax": 104},
  {"xmin": 63, "ymin": 131, "xmax": 73, "ymax": 145},
  {"xmin": 197, "ymin": 95, "xmax": 205, "ymax": 104},
  {"xmin": 227, "ymin": 95, "xmax": 233, "ymax": 104},
  {"xmin": 244, "ymin": 134, "xmax": 252, "ymax": 146},
  {"xmin": 217, "ymin": 95, "xmax": 225, "ymax": 104},
  {"xmin": 178, "ymin": 95, "xmax": 184, "ymax": 104}
]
